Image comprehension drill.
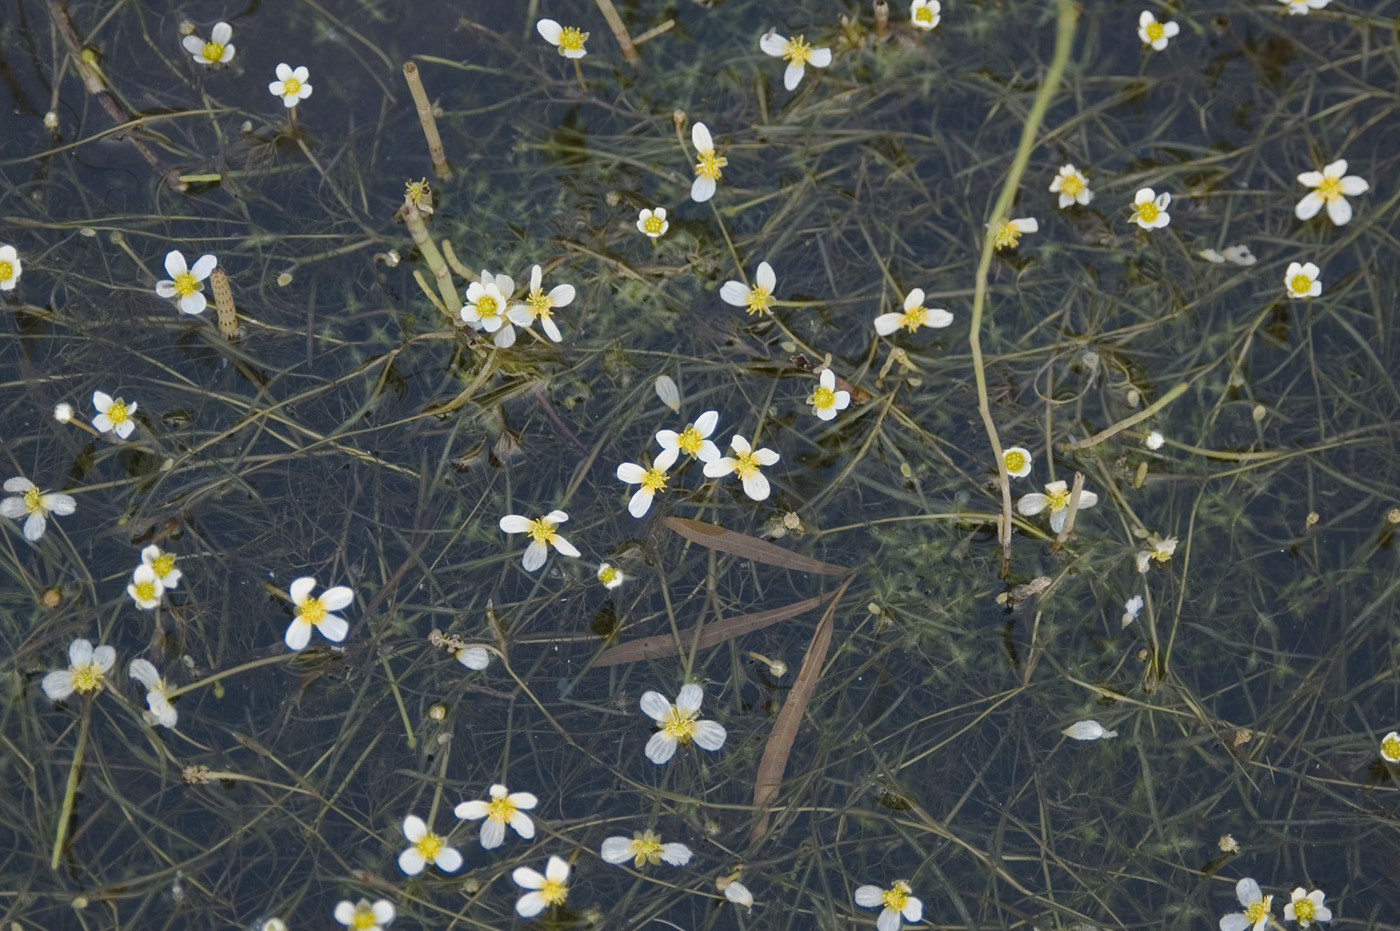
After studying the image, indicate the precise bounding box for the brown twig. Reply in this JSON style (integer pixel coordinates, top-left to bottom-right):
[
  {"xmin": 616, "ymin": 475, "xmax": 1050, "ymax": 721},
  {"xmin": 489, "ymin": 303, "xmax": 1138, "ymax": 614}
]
[
  {"xmin": 402, "ymin": 61, "xmax": 452, "ymax": 180},
  {"xmin": 593, "ymin": 0, "xmax": 640, "ymax": 64}
]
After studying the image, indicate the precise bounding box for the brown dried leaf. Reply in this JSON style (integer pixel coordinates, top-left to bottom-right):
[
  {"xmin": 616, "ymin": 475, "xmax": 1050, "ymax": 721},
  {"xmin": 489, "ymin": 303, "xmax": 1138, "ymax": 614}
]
[{"xmin": 662, "ymin": 516, "xmax": 847, "ymax": 575}]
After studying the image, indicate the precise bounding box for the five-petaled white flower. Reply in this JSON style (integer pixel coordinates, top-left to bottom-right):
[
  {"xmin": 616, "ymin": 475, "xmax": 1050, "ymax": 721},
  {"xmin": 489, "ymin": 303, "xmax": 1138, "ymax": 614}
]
[
  {"xmin": 155, "ymin": 250, "xmax": 218, "ymax": 315},
  {"xmin": 759, "ymin": 30, "xmax": 832, "ymax": 91},
  {"xmin": 183, "ymin": 22, "xmax": 235, "ymax": 65},
  {"xmin": 910, "ymin": 0, "xmax": 941, "ymax": 30},
  {"xmin": 0, "ymin": 244, "xmax": 22, "ymax": 291},
  {"xmin": 1050, "ymin": 164, "xmax": 1094, "ymax": 208},
  {"xmin": 1381, "ymin": 731, "xmax": 1400, "ymax": 763},
  {"xmin": 601, "ymin": 830, "xmax": 693, "ymax": 867},
  {"xmin": 640, "ymin": 683, "xmax": 727, "ymax": 764},
  {"xmin": 1284, "ymin": 888, "xmax": 1331, "ymax": 928},
  {"xmin": 1130, "ymin": 188, "xmax": 1172, "ymax": 229},
  {"xmin": 507, "ymin": 264, "xmax": 573, "ymax": 343},
  {"xmin": 284, "ymin": 576, "xmax": 353, "ymax": 650},
  {"xmin": 128, "ymin": 564, "xmax": 165, "ymax": 610},
  {"xmin": 42, "ymin": 638, "xmax": 116, "ymax": 701},
  {"xmin": 1284, "ymin": 261, "xmax": 1321, "ymax": 299},
  {"xmin": 334, "ymin": 898, "xmax": 395, "ymax": 931},
  {"xmin": 462, "ymin": 270, "xmax": 517, "ymax": 348},
  {"xmin": 990, "ymin": 217, "xmax": 1038, "ymax": 250},
  {"xmin": 656, "ymin": 410, "xmax": 721, "ymax": 468},
  {"xmin": 597, "ymin": 562, "xmax": 625, "ymax": 589},
  {"xmin": 1295, "ymin": 159, "xmax": 1368, "ymax": 226},
  {"xmin": 704, "ymin": 434, "xmax": 780, "ymax": 501},
  {"xmin": 1220, "ymin": 878, "xmax": 1273, "ymax": 931},
  {"xmin": 268, "ymin": 64, "xmax": 312, "ymax": 107},
  {"xmin": 720, "ymin": 261, "xmax": 777, "ymax": 315},
  {"xmin": 397, "ymin": 814, "xmax": 462, "ymax": 876},
  {"xmin": 855, "ymin": 880, "xmax": 924, "ymax": 931},
  {"xmin": 1135, "ymin": 533, "xmax": 1177, "ymax": 573},
  {"xmin": 616, "ymin": 459, "xmax": 670, "ymax": 518},
  {"xmin": 454, "ymin": 783, "xmax": 538, "ymax": 849},
  {"xmin": 92, "ymin": 390, "xmax": 138, "ymax": 439},
  {"xmin": 808, "ymin": 369, "xmax": 850, "ymax": 421},
  {"xmin": 874, "ymin": 288, "xmax": 953, "ymax": 336},
  {"xmin": 691, "ymin": 122, "xmax": 727, "ymax": 203},
  {"xmin": 499, "ymin": 510, "xmax": 580, "ymax": 572},
  {"xmin": 141, "ymin": 544, "xmax": 183, "ymax": 589},
  {"xmin": 513, "ymin": 855, "xmax": 570, "ymax": 917},
  {"xmin": 1, "ymin": 477, "xmax": 76, "ymax": 542},
  {"xmin": 129, "ymin": 658, "xmax": 177, "ymax": 728},
  {"xmin": 637, "ymin": 207, "xmax": 669, "ymax": 238},
  {"xmin": 1278, "ymin": 0, "xmax": 1330, "ymax": 12},
  {"xmin": 1017, "ymin": 479, "xmax": 1098, "ymax": 533},
  {"xmin": 1002, "ymin": 446, "xmax": 1033, "ymax": 479},
  {"xmin": 1138, "ymin": 11, "xmax": 1179, "ymax": 50},
  {"xmin": 537, "ymin": 19, "xmax": 588, "ymax": 58}
]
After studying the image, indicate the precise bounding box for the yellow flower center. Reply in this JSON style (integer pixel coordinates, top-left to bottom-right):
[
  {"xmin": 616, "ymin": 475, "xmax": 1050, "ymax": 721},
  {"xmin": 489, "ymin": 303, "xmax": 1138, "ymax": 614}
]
[
  {"xmin": 632, "ymin": 831, "xmax": 664, "ymax": 865},
  {"xmin": 643, "ymin": 215, "xmax": 665, "ymax": 234},
  {"xmin": 529, "ymin": 289, "xmax": 552, "ymax": 319},
  {"xmin": 809, "ymin": 385, "xmax": 835, "ymax": 410},
  {"xmin": 745, "ymin": 286, "xmax": 773, "ymax": 315},
  {"xmin": 663, "ymin": 706, "xmax": 697, "ymax": 742},
  {"xmin": 416, "ymin": 831, "xmax": 444, "ymax": 862},
  {"xmin": 351, "ymin": 905, "xmax": 378, "ymax": 930},
  {"xmin": 1136, "ymin": 202, "xmax": 1160, "ymax": 224},
  {"xmin": 526, "ymin": 517, "xmax": 556, "ymax": 545},
  {"xmin": 1004, "ymin": 450, "xmax": 1027, "ymax": 473},
  {"xmin": 106, "ymin": 399, "xmax": 129, "ymax": 424},
  {"xmin": 1317, "ymin": 175, "xmax": 1341, "ymax": 200},
  {"xmin": 487, "ymin": 795, "xmax": 517, "ymax": 822},
  {"xmin": 1290, "ymin": 273, "xmax": 1312, "ymax": 294},
  {"xmin": 540, "ymin": 878, "xmax": 568, "ymax": 906},
  {"xmin": 641, "ymin": 467, "xmax": 668, "ymax": 493},
  {"xmin": 1061, "ymin": 174, "xmax": 1084, "ymax": 196},
  {"xmin": 677, "ymin": 425, "xmax": 703, "ymax": 455},
  {"xmin": 1151, "ymin": 546, "xmax": 1172, "ymax": 562},
  {"xmin": 283, "ymin": 77, "xmax": 302, "ymax": 96},
  {"xmin": 915, "ymin": 7, "xmax": 934, "ymax": 22},
  {"xmin": 23, "ymin": 486, "xmax": 43, "ymax": 514},
  {"xmin": 152, "ymin": 553, "xmax": 176, "ymax": 577},
  {"xmin": 406, "ymin": 178, "xmax": 430, "ymax": 205},
  {"xmin": 1384, "ymin": 734, "xmax": 1400, "ymax": 759},
  {"xmin": 993, "ymin": 221, "xmax": 1022, "ymax": 250},
  {"xmin": 1293, "ymin": 899, "xmax": 1316, "ymax": 922},
  {"xmin": 0, "ymin": 261, "xmax": 12, "ymax": 282},
  {"xmin": 883, "ymin": 882, "xmax": 910, "ymax": 911},
  {"xmin": 558, "ymin": 26, "xmax": 586, "ymax": 51},
  {"xmin": 71, "ymin": 662, "xmax": 104, "ymax": 694},
  {"xmin": 475, "ymin": 294, "xmax": 499, "ymax": 320},
  {"xmin": 201, "ymin": 41, "xmax": 225, "ymax": 62},
  {"xmin": 695, "ymin": 150, "xmax": 727, "ymax": 181},
  {"xmin": 1045, "ymin": 487, "xmax": 1070, "ymax": 512},
  {"xmin": 301, "ymin": 595, "xmax": 326, "ymax": 624},
  {"xmin": 1244, "ymin": 898, "xmax": 1270, "ymax": 925},
  {"xmin": 784, "ymin": 35, "xmax": 813, "ymax": 64},
  {"xmin": 1145, "ymin": 21, "xmax": 1164, "ymax": 41},
  {"xmin": 173, "ymin": 271, "xmax": 199, "ymax": 297},
  {"xmin": 598, "ymin": 565, "xmax": 618, "ymax": 584},
  {"xmin": 903, "ymin": 304, "xmax": 926, "ymax": 331},
  {"xmin": 134, "ymin": 580, "xmax": 158, "ymax": 602},
  {"xmin": 733, "ymin": 450, "xmax": 760, "ymax": 480}
]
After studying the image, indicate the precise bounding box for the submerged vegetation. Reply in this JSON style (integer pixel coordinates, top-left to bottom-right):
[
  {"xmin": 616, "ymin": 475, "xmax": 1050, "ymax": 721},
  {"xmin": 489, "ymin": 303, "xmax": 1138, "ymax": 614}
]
[{"xmin": 1, "ymin": 0, "xmax": 1399, "ymax": 929}]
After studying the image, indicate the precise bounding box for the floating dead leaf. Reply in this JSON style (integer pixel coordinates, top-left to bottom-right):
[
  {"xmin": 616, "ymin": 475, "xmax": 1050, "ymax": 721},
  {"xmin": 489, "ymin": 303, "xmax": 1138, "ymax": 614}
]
[{"xmin": 663, "ymin": 516, "xmax": 847, "ymax": 575}]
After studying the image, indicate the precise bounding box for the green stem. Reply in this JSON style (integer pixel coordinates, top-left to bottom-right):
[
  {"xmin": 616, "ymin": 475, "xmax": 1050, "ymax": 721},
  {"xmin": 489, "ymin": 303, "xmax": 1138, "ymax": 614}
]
[
  {"xmin": 164, "ymin": 652, "xmax": 300, "ymax": 699},
  {"xmin": 51, "ymin": 706, "xmax": 91, "ymax": 870}
]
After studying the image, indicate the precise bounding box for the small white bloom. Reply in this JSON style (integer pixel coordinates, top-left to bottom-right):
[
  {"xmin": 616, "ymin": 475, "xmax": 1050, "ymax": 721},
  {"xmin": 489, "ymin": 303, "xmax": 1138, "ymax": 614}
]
[
  {"xmin": 0, "ymin": 244, "xmax": 22, "ymax": 291},
  {"xmin": 1146, "ymin": 430, "xmax": 1165, "ymax": 450},
  {"xmin": 182, "ymin": 21, "xmax": 235, "ymax": 65},
  {"xmin": 703, "ymin": 434, "xmax": 780, "ymax": 501},
  {"xmin": 1284, "ymin": 887, "xmax": 1331, "ymax": 928},
  {"xmin": 1284, "ymin": 261, "xmax": 1321, "ymax": 299},
  {"xmin": 910, "ymin": 0, "xmax": 941, "ymax": 30},
  {"xmin": 690, "ymin": 122, "xmax": 727, "ymax": 203},
  {"xmin": 597, "ymin": 562, "xmax": 625, "ymax": 589},
  {"xmin": 656, "ymin": 409, "xmax": 721, "ymax": 468},
  {"xmin": 461, "ymin": 270, "xmax": 517, "ymax": 348},
  {"xmin": 1380, "ymin": 731, "xmax": 1400, "ymax": 763},
  {"xmin": 1002, "ymin": 446, "xmax": 1032, "ymax": 479},
  {"xmin": 759, "ymin": 30, "xmax": 832, "ymax": 91},
  {"xmin": 42, "ymin": 638, "xmax": 117, "ymax": 701},
  {"xmin": 499, "ymin": 510, "xmax": 580, "ymax": 572},
  {"xmin": 1, "ymin": 476, "xmax": 77, "ymax": 542},
  {"xmin": 808, "ymin": 369, "xmax": 851, "ymax": 421},
  {"xmin": 454, "ymin": 783, "xmax": 538, "ymax": 849},
  {"xmin": 1220, "ymin": 877, "xmax": 1273, "ymax": 931},
  {"xmin": 600, "ymin": 829, "xmax": 693, "ymax": 867},
  {"xmin": 1050, "ymin": 164, "xmax": 1094, "ymax": 208},
  {"xmin": 1016, "ymin": 479, "xmax": 1099, "ymax": 534},
  {"xmin": 855, "ymin": 880, "xmax": 923, "ymax": 931},
  {"xmin": 397, "ymin": 814, "xmax": 462, "ymax": 875},
  {"xmin": 616, "ymin": 460, "xmax": 670, "ymax": 518},
  {"xmin": 455, "ymin": 645, "xmax": 491, "ymax": 670},
  {"xmin": 513, "ymin": 855, "xmax": 570, "ymax": 917},
  {"xmin": 54, "ymin": 402, "xmax": 74, "ymax": 423},
  {"xmin": 990, "ymin": 216, "xmax": 1038, "ymax": 250},
  {"xmin": 92, "ymin": 390, "xmax": 138, "ymax": 439},
  {"xmin": 506, "ymin": 264, "xmax": 573, "ymax": 343},
  {"xmin": 268, "ymin": 63, "xmax": 312, "ymax": 107},
  {"xmin": 874, "ymin": 288, "xmax": 954, "ymax": 336},
  {"xmin": 127, "ymin": 564, "xmax": 165, "ymax": 610},
  {"xmin": 283, "ymin": 576, "xmax": 353, "ymax": 650},
  {"xmin": 537, "ymin": 19, "xmax": 589, "ymax": 58},
  {"xmin": 720, "ymin": 261, "xmax": 777, "ymax": 315},
  {"xmin": 155, "ymin": 250, "xmax": 218, "ymax": 315},
  {"xmin": 1135, "ymin": 533, "xmax": 1177, "ymax": 573},
  {"xmin": 1295, "ymin": 159, "xmax": 1368, "ymax": 226},
  {"xmin": 1122, "ymin": 594, "xmax": 1145, "ymax": 627},
  {"xmin": 141, "ymin": 544, "xmax": 183, "ymax": 589},
  {"xmin": 637, "ymin": 207, "xmax": 669, "ymax": 238},
  {"xmin": 1137, "ymin": 11, "xmax": 1180, "ymax": 50},
  {"xmin": 1130, "ymin": 188, "xmax": 1172, "ymax": 229},
  {"xmin": 640, "ymin": 683, "xmax": 727, "ymax": 764},
  {"xmin": 333, "ymin": 899, "xmax": 395, "ymax": 931},
  {"xmin": 1278, "ymin": 0, "xmax": 1330, "ymax": 13},
  {"xmin": 129, "ymin": 658, "xmax": 177, "ymax": 728},
  {"xmin": 1062, "ymin": 720, "xmax": 1118, "ymax": 740}
]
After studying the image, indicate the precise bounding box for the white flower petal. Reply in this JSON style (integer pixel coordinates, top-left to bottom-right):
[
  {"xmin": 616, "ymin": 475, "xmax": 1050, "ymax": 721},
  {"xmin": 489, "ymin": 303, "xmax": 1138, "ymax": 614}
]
[
  {"xmin": 646, "ymin": 731, "xmax": 678, "ymax": 764},
  {"xmin": 640, "ymin": 690, "xmax": 672, "ymax": 721},
  {"xmin": 692, "ymin": 719, "xmax": 727, "ymax": 751}
]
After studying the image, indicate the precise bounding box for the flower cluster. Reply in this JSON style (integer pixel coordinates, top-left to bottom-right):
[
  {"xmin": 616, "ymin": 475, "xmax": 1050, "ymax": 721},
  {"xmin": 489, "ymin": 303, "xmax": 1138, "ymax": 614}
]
[{"xmin": 1219, "ymin": 878, "xmax": 1331, "ymax": 931}]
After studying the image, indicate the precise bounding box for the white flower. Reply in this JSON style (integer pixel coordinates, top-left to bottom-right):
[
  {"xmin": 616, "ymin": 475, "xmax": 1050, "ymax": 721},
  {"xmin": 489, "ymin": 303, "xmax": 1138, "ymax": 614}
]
[
  {"xmin": 54, "ymin": 402, "xmax": 74, "ymax": 423},
  {"xmin": 268, "ymin": 64, "xmax": 312, "ymax": 107},
  {"xmin": 499, "ymin": 510, "xmax": 580, "ymax": 572},
  {"xmin": 640, "ymin": 683, "xmax": 727, "ymax": 764},
  {"xmin": 637, "ymin": 207, "xmax": 669, "ymax": 238},
  {"xmin": 597, "ymin": 562, "xmax": 625, "ymax": 589},
  {"xmin": 1050, "ymin": 164, "xmax": 1093, "ymax": 208},
  {"xmin": 42, "ymin": 638, "xmax": 117, "ymax": 701},
  {"xmin": 1284, "ymin": 888, "xmax": 1331, "ymax": 928},
  {"xmin": 507, "ymin": 264, "xmax": 573, "ymax": 343},
  {"xmin": 1278, "ymin": 0, "xmax": 1330, "ymax": 12},
  {"xmin": 0, "ymin": 244, "xmax": 22, "ymax": 291},
  {"xmin": 855, "ymin": 880, "xmax": 923, "ymax": 931},
  {"xmin": 1220, "ymin": 878, "xmax": 1273, "ymax": 931},
  {"xmin": 128, "ymin": 658, "xmax": 177, "ymax": 728},
  {"xmin": 127, "ymin": 564, "xmax": 165, "ymax": 610},
  {"xmin": 455, "ymin": 645, "xmax": 491, "ymax": 670},
  {"xmin": 333, "ymin": 899, "xmax": 395, "ymax": 931},
  {"xmin": 1146, "ymin": 430, "xmax": 1165, "ymax": 450},
  {"xmin": 1137, "ymin": 11, "xmax": 1180, "ymax": 50},
  {"xmin": 461, "ymin": 270, "xmax": 517, "ymax": 348},
  {"xmin": 155, "ymin": 250, "xmax": 218, "ymax": 315},
  {"xmin": 141, "ymin": 544, "xmax": 183, "ymax": 589},
  {"xmin": 1295, "ymin": 159, "xmax": 1368, "ymax": 226},
  {"xmin": 182, "ymin": 22, "xmax": 235, "ymax": 65},
  {"xmin": 723, "ymin": 879, "xmax": 754, "ymax": 906},
  {"xmin": 513, "ymin": 855, "xmax": 570, "ymax": 917},
  {"xmin": 690, "ymin": 122, "xmax": 727, "ymax": 203},
  {"xmin": 1135, "ymin": 533, "xmax": 1177, "ymax": 573},
  {"xmin": 283, "ymin": 576, "xmax": 353, "ymax": 650},
  {"xmin": 537, "ymin": 19, "xmax": 588, "ymax": 58},
  {"xmin": 703, "ymin": 434, "xmax": 780, "ymax": 501},
  {"xmin": 1221, "ymin": 244, "xmax": 1257, "ymax": 266},
  {"xmin": 1016, "ymin": 479, "xmax": 1099, "ymax": 533},
  {"xmin": 1002, "ymin": 446, "xmax": 1032, "ymax": 479},
  {"xmin": 1121, "ymin": 594, "xmax": 1145, "ymax": 627},
  {"xmin": 759, "ymin": 30, "xmax": 832, "ymax": 91},
  {"xmin": 397, "ymin": 814, "xmax": 462, "ymax": 875},
  {"xmin": 990, "ymin": 217, "xmax": 1038, "ymax": 250},
  {"xmin": 1062, "ymin": 720, "xmax": 1118, "ymax": 740},
  {"xmin": 1284, "ymin": 261, "xmax": 1321, "ymax": 299},
  {"xmin": 1381, "ymin": 731, "xmax": 1400, "ymax": 763},
  {"xmin": 910, "ymin": 0, "xmax": 941, "ymax": 30},
  {"xmin": 92, "ymin": 390, "xmax": 138, "ymax": 439},
  {"xmin": 616, "ymin": 460, "xmax": 670, "ymax": 518},
  {"xmin": 808, "ymin": 369, "xmax": 850, "ymax": 421},
  {"xmin": 1130, "ymin": 188, "xmax": 1171, "ymax": 229},
  {"xmin": 720, "ymin": 261, "xmax": 777, "ymax": 315},
  {"xmin": 656, "ymin": 410, "xmax": 721, "ymax": 468},
  {"xmin": 1, "ymin": 477, "xmax": 76, "ymax": 542},
  {"xmin": 874, "ymin": 288, "xmax": 953, "ymax": 336},
  {"xmin": 454, "ymin": 783, "xmax": 538, "ymax": 849},
  {"xmin": 600, "ymin": 830, "xmax": 692, "ymax": 867}
]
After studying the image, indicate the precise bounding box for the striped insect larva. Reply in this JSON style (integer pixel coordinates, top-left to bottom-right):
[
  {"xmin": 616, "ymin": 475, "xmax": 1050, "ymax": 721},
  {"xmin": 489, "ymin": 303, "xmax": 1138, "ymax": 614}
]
[{"xmin": 209, "ymin": 266, "xmax": 238, "ymax": 340}]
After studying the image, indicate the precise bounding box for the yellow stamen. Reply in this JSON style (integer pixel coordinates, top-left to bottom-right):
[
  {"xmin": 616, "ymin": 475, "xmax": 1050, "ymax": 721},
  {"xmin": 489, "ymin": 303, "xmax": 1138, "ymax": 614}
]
[
  {"xmin": 902, "ymin": 305, "xmax": 927, "ymax": 331},
  {"xmin": 643, "ymin": 215, "xmax": 665, "ymax": 234},
  {"xmin": 539, "ymin": 878, "xmax": 568, "ymax": 906},
  {"xmin": 173, "ymin": 271, "xmax": 199, "ymax": 297},
  {"xmin": 632, "ymin": 831, "xmax": 664, "ymax": 866},
  {"xmin": 784, "ymin": 35, "xmax": 813, "ymax": 64},
  {"xmin": 152, "ymin": 553, "xmax": 176, "ymax": 577},
  {"xmin": 809, "ymin": 386, "xmax": 835, "ymax": 410},
  {"xmin": 416, "ymin": 831, "xmax": 444, "ymax": 861},
  {"xmin": 351, "ymin": 905, "xmax": 378, "ymax": 930},
  {"xmin": 1145, "ymin": 21, "xmax": 1164, "ymax": 41},
  {"xmin": 23, "ymin": 486, "xmax": 43, "ymax": 515},
  {"xmin": 486, "ymin": 796, "xmax": 516, "ymax": 822},
  {"xmin": 662, "ymin": 706, "xmax": 696, "ymax": 742},
  {"xmin": 1045, "ymin": 488, "xmax": 1070, "ymax": 511},
  {"xmin": 283, "ymin": 77, "xmax": 302, "ymax": 96},
  {"xmin": 695, "ymin": 150, "xmax": 727, "ymax": 181},
  {"xmin": 526, "ymin": 518, "xmax": 556, "ymax": 545},
  {"xmin": 0, "ymin": 261, "xmax": 13, "ymax": 282},
  {"xmin": 1061, "ymin": 174, "xmax": 1084, "ymax": 196},
  {"xmin": 883, "ymin": 882, "xmax": 910, "ymax": 911},
  {"xmin": 202, "ymin": 41, "xmax": 225, "ymax": 62},
  {"xmin": 1135, "ymin": 202, "xmax": 1160, "ymax": 224},
  {"xmin": 641, "ymin": 468, "xmax": 667, "ymax": 492},
  {"xmin": 475, "ymin": 294, "xmax": 499, "ymax": 319},
  {"xmin": 1004, "ymin": 450, "xmax": 1026, "ymax": 472},
  {"xmin": 558, "ymin": 26, "xmax": 587, "ymax": 51},
  {"xmin": 71, "ymin": 662, "xmax": 103, "ymax": 693},
  {"xmin": 134, "ymin": 581, "xmax": 158, "ymax": 602},
  {"xmin": 745, "ymin": 286, "xmax": 773, "ymax": 315},
  {"xmin": 1293, "ymin": 899, "xmax": 1315, "ymax": 922},
  {"xmin": 992, "ymin": 220, "xmax": 1022, "ymax": 250},
  {"xmin": 1383, "ymin": 734, "xmax": 1400, "ymax": 760},
  {"xmin": 300, "ymin": 596, "xmax": 326, "ymax": 624},
  {"xmin": 106, "ymin": 399, "xmax": 129, "ymax": 424},
  {"xmin": 677, "ymin": 425, "xmax": 703, "ymax": 455}
]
